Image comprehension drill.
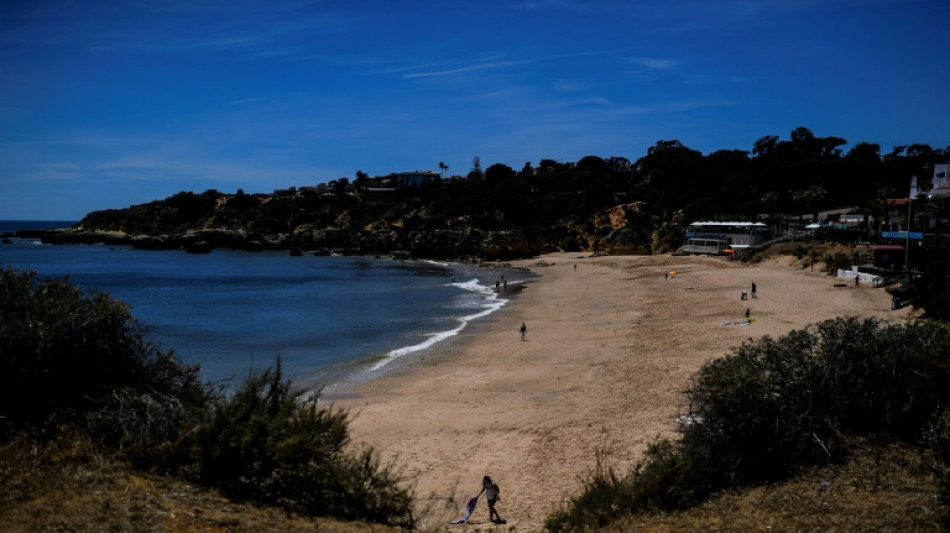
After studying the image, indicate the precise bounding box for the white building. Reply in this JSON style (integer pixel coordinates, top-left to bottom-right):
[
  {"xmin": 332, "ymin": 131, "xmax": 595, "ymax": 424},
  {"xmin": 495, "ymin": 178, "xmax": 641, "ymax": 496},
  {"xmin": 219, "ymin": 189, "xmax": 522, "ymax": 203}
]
[
  {"xmin": 681, "ymin": 221, "xmax": 770, "ymax": 255},
  {"xmin": 928, "ymin": 163, "xmax": 950, "ymax": 198}
]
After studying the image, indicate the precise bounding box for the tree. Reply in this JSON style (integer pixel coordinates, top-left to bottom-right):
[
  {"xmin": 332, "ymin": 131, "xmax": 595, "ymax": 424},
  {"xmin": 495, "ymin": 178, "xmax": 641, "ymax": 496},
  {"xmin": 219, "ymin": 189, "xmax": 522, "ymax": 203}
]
[
  {"xmin": 909, "ymin": 252, "xmax": 950, "ymax": 321},
  {"xmin": 468, "ymin": 156, "xmax": 483, "ymax": 180},
  {"xmin": 847, "ymin": 142, "xmax": 881, "ymax": 162},
  {"xmin": 752, "ymin": 135, "xmax": 779, "ymax": 158},
  {"xmin": 791, "ymin": 185, "xmax": 828, "ymax": 221},
  {"xmin": 906, "ymin": 144, "xmax": 935, "ymax": 158},
  {"xmin": 519, "ymin": 161, "xmax": 534, "ymax": 178},
  {"xmin": 576, "ymin": 155, "xmax": 609, "ymax": 175},
  {"xmin": 485, "ymin": 163, "xmax": 516, "ymax": 185}
]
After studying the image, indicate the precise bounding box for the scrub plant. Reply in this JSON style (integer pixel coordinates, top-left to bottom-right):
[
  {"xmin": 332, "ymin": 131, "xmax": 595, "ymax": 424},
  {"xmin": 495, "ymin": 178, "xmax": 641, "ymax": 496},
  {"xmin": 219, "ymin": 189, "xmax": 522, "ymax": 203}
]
[
  {"xmin": 177, "ymin": 362, "xmax": 414, "ymax": 528},
  {"xmin": 546, "ymin": 317, "xmax": 950, "ymax": 533},
  {"xmin": 1, "ymin": 266, "xmax": 414, "ymax": 529}
]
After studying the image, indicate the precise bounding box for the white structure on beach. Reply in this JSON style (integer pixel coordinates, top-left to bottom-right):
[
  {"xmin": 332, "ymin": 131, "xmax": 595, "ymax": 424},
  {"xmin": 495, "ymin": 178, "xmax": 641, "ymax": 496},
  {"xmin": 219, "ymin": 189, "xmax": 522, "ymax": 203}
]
[{"xmin": 680, "ymin": 221, "xmax": 770, "ymax": 255}]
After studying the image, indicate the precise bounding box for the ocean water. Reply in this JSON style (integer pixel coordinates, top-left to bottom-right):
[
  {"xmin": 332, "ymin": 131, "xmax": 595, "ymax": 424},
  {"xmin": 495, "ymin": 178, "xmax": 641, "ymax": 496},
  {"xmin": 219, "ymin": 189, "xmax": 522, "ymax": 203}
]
[{"xmin": 0, "ymin": 221, "xmax": 533, "ymax": 393}]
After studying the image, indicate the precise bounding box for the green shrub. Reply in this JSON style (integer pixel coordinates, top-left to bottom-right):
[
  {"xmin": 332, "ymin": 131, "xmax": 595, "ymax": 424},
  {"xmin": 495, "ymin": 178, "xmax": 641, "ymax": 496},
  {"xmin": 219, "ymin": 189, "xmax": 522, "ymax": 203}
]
[
  {"xmin": 825, "ymin": 251, "xmax": 851, "ymax": 273},
  {"xmin": 927, "ymin": 408, "xmax": 950, "ymax": 506},
  {"xmin": 909, "ymin": 253, "xmax": 950, "ymax": 321},
  {"xmin": 682, "ymin": 318, "xmax": 950, "ymax": 488},
  {"xmin": 546, "ymin": 317, "xmax": 950, "ymax": 532},
  {"xmin": 0, "ymin": 267, "xmax": 209, "ymax": 446},
  {"xmin": 176, "ymin": 361, "xmax": 413, "ymax": 528},
  {"xmin": 545, "ymin": 451, "xmax": 634, "ymax": 533},
  {"xmin": 2, "ymin": 267, "xmax": 414, "ymax": 527}
]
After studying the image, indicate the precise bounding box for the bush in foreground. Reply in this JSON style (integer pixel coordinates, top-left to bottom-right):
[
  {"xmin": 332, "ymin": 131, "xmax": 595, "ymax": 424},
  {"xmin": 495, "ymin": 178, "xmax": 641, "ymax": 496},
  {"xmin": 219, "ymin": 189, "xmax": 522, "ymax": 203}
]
[
  {"xmin": 0, "ymin": 266, "xmax": 209, "ymax": 450},
  {"xmin": 546, "ymin": 317, "xmax": 950, "ymax": 532},
  {"xmin": 172, "ymin": 362, "xmax": 414, "ymax": 528},
  {"xmin": 1, "ymin": 266, "xmax": 413, "ymax": 529}
]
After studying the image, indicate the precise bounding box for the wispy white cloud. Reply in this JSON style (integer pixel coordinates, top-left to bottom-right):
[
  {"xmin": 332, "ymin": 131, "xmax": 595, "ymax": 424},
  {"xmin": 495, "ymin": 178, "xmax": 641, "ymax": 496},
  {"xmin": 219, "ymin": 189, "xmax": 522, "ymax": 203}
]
[
  {"xmin": 535, "ymin": 94, "xmax": 737, "ymax": 117},
  {"xmin": 519, "ymin": 0, "xmax": 593, "ymax": 13},
  {"xmin": 226, "ymin": 97, "xmax": 265, "ymax": 106},
  {"xmin": 402, "ymin": 59, "xmax": 534, "ymax": 79},
  {"xmin": 629, "ymin": 57, "xmax": 679, "ymax": 70},
  {"xmin": 2, "ymin": 1, "xmax": 348, "ymax": 60},
  {"xmin": 552, "ymin": 79, "xmax": 591, "ymax": 93},
  {"xmin": 449, "ymin": 89, "xmax": 529, "ymax": 102}
]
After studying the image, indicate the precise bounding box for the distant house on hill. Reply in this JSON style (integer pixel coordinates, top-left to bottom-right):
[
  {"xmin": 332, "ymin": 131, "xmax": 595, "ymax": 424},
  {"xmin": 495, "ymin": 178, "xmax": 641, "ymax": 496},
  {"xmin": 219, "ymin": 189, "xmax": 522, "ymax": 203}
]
[
  {"xmin": 380, "ymin": 170, "xmax": 441, "ymax": 190},
  {"xmin": 928, "ymin": 163, "xmax": 950, "ymax": 198}
]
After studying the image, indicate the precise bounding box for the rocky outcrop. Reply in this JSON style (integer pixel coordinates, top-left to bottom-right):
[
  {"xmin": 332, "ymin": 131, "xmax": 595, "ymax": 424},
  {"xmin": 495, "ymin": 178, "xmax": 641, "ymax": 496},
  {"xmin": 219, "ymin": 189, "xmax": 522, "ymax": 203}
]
[
  {"xmin": 27, "ymin": 186, "xmax": 666, "ymax": 259},
  {"xmin": 27, "ymin": 225, "xmax": 560, "ymax": 261}
]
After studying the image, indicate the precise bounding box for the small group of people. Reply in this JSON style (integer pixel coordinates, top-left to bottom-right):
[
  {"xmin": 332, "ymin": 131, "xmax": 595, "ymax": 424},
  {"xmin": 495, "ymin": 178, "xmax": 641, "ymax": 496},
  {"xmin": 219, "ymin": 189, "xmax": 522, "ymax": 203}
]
[{"xmin": 740, "ymin": 281, "xmax": 758, "ymax": 300}]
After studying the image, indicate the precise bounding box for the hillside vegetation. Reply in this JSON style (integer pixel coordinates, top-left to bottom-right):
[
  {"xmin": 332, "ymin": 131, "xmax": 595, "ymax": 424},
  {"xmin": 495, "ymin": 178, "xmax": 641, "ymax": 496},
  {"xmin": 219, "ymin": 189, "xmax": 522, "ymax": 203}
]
[
  {"xmin": 0, "ymin": 267, "xmax": 413, "ymax": 531},
  {"xmin": 35, "ymin": 127, "xmax": 950, "ymax": 259},
  {"xmin": 547, "ymin": 314, "xmax": 950, "ymax": 532}
]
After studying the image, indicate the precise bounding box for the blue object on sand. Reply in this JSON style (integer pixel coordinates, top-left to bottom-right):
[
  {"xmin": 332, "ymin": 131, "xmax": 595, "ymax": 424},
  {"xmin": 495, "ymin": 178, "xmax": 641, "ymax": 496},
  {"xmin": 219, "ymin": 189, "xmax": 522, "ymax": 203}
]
[{"xmin": 451, "ymin": 496, "xmax": 479, "ymax": 524}]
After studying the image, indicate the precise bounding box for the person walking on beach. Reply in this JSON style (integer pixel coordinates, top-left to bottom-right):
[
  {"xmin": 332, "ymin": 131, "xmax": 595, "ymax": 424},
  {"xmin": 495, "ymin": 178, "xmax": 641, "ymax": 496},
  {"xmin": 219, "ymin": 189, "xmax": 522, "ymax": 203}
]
[
  {"xmin": 751, "ymin": 281, "xmax": 757, "ymax": 298},
  {"xmin": 520, "ymin": 322, "xmax": 527, "ymax": 341},
  {"xmin": 478, "ymin": 476, "xmax": 503, "ymax": 524}
]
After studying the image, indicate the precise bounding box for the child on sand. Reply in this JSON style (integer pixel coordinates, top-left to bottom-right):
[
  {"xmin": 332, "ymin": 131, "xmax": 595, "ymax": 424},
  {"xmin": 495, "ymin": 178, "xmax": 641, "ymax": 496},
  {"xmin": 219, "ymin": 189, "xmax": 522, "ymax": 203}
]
[{"xmin": 478, "ymin": 476, "xmax": 504, "ymax": 524}]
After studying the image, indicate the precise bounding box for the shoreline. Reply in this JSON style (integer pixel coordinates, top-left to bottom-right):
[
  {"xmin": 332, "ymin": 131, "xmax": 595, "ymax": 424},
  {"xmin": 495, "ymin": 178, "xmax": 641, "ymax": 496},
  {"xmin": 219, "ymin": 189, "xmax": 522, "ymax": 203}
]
[
  {"xmin": 334, "ymin": 252, "xmax": 916, "ymax": 531},
  {"xmin": 319, "ymin": 263, "xmax": 537, "ymax": 400}
]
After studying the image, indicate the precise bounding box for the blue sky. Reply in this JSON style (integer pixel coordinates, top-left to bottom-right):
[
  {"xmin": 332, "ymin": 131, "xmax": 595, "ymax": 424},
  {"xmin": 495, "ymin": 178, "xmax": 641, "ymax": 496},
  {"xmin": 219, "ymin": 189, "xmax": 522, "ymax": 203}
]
[{"xmin": 2, "ymin": 0, "xmax": 948, "ymax": 220}]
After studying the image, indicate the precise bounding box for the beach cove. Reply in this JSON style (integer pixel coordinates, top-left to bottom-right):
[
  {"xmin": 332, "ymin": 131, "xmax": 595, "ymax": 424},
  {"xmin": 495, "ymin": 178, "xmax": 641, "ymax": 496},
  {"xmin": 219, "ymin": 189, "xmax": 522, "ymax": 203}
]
[{"xmin": 337, "ymin": 252, "xmax": 916, "ymax": 532}]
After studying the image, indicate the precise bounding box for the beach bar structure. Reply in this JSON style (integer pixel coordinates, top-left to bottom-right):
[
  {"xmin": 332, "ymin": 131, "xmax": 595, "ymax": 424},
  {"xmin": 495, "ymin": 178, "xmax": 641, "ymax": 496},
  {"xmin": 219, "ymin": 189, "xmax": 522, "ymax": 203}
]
[{"xmin": 681, "ymin": 221, "xmax": 770, "ymax": 256}]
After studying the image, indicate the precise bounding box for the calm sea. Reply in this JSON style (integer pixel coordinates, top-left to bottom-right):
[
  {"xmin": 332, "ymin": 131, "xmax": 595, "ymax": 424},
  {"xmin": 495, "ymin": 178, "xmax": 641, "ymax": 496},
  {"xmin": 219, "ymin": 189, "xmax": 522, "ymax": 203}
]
[{"xmin": 0, "ymin": 221, "xmax": 533, "ymax": 393}]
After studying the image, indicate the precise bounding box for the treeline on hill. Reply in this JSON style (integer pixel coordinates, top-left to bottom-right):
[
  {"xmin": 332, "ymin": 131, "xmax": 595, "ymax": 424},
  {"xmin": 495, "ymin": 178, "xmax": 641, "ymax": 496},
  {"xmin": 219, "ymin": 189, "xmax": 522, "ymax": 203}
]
[
  {"xmin": 0, "ymin": 267, "xmax": 413, "ymax": 529},
  {"xmin": 545, "ymin": 259, "xmax": 950, "ymax": 532},
  {"xmin": 72, "ymin": 127, "xmax": 950, "ymax": 256}
]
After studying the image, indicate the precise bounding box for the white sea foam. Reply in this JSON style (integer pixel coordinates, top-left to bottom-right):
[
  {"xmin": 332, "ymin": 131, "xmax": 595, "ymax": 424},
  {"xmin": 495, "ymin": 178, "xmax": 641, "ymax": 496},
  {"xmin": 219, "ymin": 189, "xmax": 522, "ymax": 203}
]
[{"xmin": 368, "ymin": 277, "xmax": 507, "ymax": 371}]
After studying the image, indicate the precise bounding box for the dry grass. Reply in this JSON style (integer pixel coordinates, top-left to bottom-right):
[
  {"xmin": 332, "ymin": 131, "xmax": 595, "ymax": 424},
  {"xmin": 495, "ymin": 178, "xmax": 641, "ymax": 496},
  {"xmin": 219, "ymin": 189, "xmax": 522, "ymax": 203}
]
[
  {"xmin": 599, "ymin": 441, "xmax": 945, "ymax": 533},
  {"xmin": 3, "ymin": 432, "xmax": 943, "ymax": 532},
  {"xmin": 0, "ymin": 432, "xmax": 402, "ymax": 533}
]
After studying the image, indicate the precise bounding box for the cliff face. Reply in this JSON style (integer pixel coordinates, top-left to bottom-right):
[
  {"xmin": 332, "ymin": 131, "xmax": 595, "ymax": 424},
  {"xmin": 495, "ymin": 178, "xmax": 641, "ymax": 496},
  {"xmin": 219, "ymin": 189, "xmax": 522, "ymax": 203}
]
[{"xmin": 36, "ymin": 185, "xmax": 681, "ymax": 259}]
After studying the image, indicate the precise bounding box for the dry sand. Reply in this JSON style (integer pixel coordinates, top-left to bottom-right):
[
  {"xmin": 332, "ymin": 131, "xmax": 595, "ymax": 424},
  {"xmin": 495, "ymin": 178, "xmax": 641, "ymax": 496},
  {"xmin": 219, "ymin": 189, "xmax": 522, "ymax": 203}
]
[{"xmin": 335, "ymin": 253, "xmax": 915, "ymax": 532}]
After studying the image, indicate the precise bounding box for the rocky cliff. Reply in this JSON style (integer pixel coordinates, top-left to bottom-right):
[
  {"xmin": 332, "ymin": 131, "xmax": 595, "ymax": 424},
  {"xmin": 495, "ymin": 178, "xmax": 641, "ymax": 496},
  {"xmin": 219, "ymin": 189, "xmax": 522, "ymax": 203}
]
[{"xmin": 26, "ymin": 183, "xmax": 684, "ymax": 260}]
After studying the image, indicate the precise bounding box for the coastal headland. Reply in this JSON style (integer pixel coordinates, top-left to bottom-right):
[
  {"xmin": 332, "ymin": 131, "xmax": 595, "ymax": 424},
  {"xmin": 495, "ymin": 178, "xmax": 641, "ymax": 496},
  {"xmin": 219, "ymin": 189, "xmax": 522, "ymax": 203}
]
[{"xmin": 336, "ymin": 252, "xmax": 915, "ymax": 531}]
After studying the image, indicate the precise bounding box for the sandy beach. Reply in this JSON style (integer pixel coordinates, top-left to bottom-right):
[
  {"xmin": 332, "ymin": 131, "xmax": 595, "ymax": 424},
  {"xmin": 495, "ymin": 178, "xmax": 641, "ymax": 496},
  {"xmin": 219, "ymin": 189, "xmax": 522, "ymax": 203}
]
[{"xmin": 335, "ymin": 253, "xmax": 915, "ymax": 532}]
